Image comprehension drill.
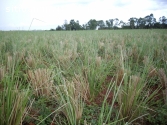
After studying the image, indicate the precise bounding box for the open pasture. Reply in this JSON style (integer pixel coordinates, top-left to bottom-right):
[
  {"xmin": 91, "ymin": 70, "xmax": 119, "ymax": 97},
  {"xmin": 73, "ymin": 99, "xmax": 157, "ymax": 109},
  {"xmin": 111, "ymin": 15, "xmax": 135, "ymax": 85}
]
[{"xmin": 0, "ymin": 29, "xmax": 167, "ymax": 125}]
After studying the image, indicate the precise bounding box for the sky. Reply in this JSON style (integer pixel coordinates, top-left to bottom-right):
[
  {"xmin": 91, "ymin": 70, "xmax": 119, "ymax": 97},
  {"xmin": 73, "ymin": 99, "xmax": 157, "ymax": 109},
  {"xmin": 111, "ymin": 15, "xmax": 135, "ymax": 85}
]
[{"xmin": 0, "ymin": 0, "xmax": 167, "ymax": 30}]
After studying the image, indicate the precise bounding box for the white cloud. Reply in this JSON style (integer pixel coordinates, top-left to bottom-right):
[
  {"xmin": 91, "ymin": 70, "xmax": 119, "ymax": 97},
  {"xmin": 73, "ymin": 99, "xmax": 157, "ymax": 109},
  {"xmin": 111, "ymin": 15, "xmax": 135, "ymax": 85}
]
[{"xmin": 0, "ymin": 0, "xmax": 167, "ymax": 30}]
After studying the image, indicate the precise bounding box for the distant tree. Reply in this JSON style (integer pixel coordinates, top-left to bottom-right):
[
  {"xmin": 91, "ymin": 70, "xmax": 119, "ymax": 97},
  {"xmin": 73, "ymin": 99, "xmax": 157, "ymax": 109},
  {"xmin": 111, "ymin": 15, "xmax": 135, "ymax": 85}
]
[
  {"xmin": 119, "ymin": 20, "xmax": 126, "ymax": 28},
  {"xmin": 65, "ymin": 24, "xmax": 71, "ymax": 30},
  {"xmin": 82, "ymin": 24, "xmax": 86, "ymax": 30},
  {"xmin": 130, "ymin": 18, "xmax": 134, "ymax": 28},
  {"xmin": 87, "ymin": 19, "xmax": 98, "ymax": 30},
  {"xmin": 50, "ymin": 28, "xmax": 55, "ymax": 31},
  {"xmin": 97, "ymin": 20, "xmax": 105, "ymax": 29},
  {"xmin": 106, "ymin": 20, "xmax": 111, "ymax": 28},
  {"xmin": 153, "ymin": 22, "xmax": 161, "ymax": 28},
  {"xmin": 56, "ymin": 25, "xmax": 63, "ymax": 31},
  {"xmin": 68, "ymin": 19, "xmax": 82, "ymax": 30},
  {"xmin": 63, "ymin": 20, "xmax": 71, "ymax": 30},
  {"xmin": 49, "ymin": 13, "xmax": 167, "ymax": 30},
  {"xmin": 150, "ymin": 14, "xmax": 156, "ymax": 27},
  {"xmin": 109, "ymin": 19, "xmax": 114, "ymax": 28},
  {"xmin": 105, "ymin": 19, "xmax": 114, "ymax": 29},
  {"xmin": 129, "ymin": 17, "xmax": 138, "ymax": 29},
  {"xmin": 159, "ymin": 16, "xmax": 167, "ymax": 28},
  {"xmin": 75, "ymin": 20, "xmax": 82, "ymax": 30},
  {"xmin": 113, "ymin": 18, "xmax": 119, "ymax": 29},
  {"xmin": 145, "ymin": 15, "xmax": 151, "ymax": 28},
  {"xmin": 159, "ymin": 16, "xmax": 167, "ymax": 24},
  {"xmin": 138, "ymin": 18, "xmax": 146, "ymax": 29},
  {"xmin": 144, "ymin": 14, "xmax": 156, "ymax": 28},
  {"xmin": 70, "ymin": 19, "xmax": 76, "ymax": 30},
  {"xmin": 134, "ymin": 18, "xmax": 138, "ymax": 28},
  {"xmin": 122, "ymin": 22, "xmax": 131, "ymax": 29}
]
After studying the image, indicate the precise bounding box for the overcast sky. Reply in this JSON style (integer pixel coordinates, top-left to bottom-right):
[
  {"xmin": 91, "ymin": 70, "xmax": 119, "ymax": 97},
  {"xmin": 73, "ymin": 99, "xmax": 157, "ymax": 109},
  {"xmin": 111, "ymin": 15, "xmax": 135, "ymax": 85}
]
[{"xmin": 0, "ymin": 0, "xmax": 167, "ymax": 30}]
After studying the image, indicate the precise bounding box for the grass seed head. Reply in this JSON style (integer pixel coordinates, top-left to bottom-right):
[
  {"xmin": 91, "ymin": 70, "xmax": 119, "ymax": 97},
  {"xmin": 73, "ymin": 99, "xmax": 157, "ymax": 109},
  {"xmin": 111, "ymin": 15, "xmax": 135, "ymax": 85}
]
[
  {"xmin": 73, "ymin": 74, "xmax": 90, "ymax": 101},
  {"xmin": 96, "ymin": 56, "xmax": 102, "ymax": 66},
  {"xmin": 116, "ymin": 68, "xmax": 124, "ymax": 86},
  {"xmin": 148, "ymin": 66, "xmax": 158, "ymax": 78},
  {"xmin": 14, "ymin": 51, "xmax": 25, "ymax": 62},
  {"xmin": 143, "ymin": 56, "xmax": 149, "ymax": 65},
  {"xmin": 26, "ymin": 55, "xmax": 35, "ymax": 68},
  {"xmin": 158, "ymin": 68, "xmax": 167, "ymax": 88},
  {"xmin": 131, "ymin": 75, "xmax": 140, "ymax": 88},
  {"xmin": 98, "ymin": 42, "xmax": 104, "ymax": 49},
  {"xmin": 7, "ymin": 55, "xmax": 14, "ymax": 71},
  {"xmin": 0, "ymin": 66, "xmax": 5, "ymax": 81},
  {"xmin": 132, "ymin": 45, "xmax": 138, "ymax": 61},
  {"xmin": 27, "ymin": 68, "xmax": 54, "ymax": 97}
]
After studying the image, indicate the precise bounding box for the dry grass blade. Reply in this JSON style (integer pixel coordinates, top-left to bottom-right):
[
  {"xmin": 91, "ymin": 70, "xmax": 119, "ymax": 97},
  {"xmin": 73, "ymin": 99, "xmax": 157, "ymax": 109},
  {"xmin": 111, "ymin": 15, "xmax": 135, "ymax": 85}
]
[
  {"xmin": 14, "ymin": 51, "xmax": 25, "ymax": 62},
  {"xmin": 158, "ymin": 68, "xmax": 167, "ymax": 103},
  {"xmin": 98, "ymin": 42, "xmax": 104, "ymax": 49},
  {"xmin": 96, "ymin": 56, "xmax": 102, "ymax": 67},
  {"xmin": 26, "ymin": 54, "xmax": 36, "ymax": 68},
  {"xmin": 84, "ymin": 120, "xmax": 91, "ymax": 125},
  {"xmin": 58, "ymin": 49, "xmax": 78, "ymax": 65},
  {"xmin": 7, "ymin": 55, "xmax": 14, "ymax": 71},
  {"xmin": 148, "ymin": 66, "xmax": 157, "ymax": 78},
  {"xmin": 143, "ymin": 56, "xmax": 149, "ymax": 65},
  {"xmin": 128, "ymin": 75, "xmax": 140, "ymax": 106},
  {"xmin": 58, "ymin": 55, "xmax": 71, "ymax": 64},
  {"xmin": 132, "ymin": 45, "xmax": 138, "ymax": 61},
  {"xmin": 27, "ymin": 68, "xmax": 54, "ymax": 97},
  {"xmin": 116, "ymin": 68, "xmax": 125, "ymax": 86},
  {"xmin": 9, "ymin": 89, "xmax": 26, "ymax": 125},
  {"xmin": 0, "ymin": 66, "xmax": 6, "ymax": 82},
  {"xmin": 73, "ymin": 74, "xmax": 90, "ymax": 102}
]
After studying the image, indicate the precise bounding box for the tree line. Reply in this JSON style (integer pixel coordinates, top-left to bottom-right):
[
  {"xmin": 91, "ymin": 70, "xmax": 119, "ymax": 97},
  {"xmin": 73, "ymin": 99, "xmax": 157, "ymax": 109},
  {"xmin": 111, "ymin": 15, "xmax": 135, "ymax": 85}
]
[{"xmin": 50, "ymin": 14, "xmax": 167, "ymax": 31}]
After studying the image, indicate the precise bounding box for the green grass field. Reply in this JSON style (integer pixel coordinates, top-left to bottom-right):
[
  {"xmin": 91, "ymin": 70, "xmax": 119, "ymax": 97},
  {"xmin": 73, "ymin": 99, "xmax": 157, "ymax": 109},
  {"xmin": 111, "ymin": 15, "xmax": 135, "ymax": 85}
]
[{"xmin": 0, "ymin": 29, "xmax": 167, "ymax": 125}]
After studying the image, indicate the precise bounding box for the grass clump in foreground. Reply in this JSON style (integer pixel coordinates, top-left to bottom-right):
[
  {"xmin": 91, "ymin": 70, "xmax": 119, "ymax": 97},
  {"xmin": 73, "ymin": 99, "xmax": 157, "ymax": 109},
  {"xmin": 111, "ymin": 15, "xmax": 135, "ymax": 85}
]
[{"xmin": 0, "ymin": 29, "xmax": 167, "ymax": 125}]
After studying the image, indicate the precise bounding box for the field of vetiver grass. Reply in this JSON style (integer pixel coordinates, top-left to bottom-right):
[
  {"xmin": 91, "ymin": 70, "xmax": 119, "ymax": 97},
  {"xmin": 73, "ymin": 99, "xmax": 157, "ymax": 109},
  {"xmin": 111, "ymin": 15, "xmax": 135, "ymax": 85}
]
[{"xmin": 0, "ymin": 29, "xmax": 167, "ymax": 125}]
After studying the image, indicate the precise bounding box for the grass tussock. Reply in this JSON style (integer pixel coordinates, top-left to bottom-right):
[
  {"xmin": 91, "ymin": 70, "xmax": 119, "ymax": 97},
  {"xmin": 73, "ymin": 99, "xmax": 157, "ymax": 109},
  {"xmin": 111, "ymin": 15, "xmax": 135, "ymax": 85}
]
[
  {"xmin": 27, "ymin": 68, "xmax": 54, "ymax": 97},
  {"xmin": 55, "ymin": 78, "xmax": 84, "ymax": 125}
]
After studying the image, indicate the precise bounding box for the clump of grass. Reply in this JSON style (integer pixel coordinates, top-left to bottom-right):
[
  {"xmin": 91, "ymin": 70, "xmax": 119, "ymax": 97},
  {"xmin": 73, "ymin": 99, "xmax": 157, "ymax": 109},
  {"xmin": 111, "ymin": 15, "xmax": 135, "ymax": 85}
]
[
  {"xmin": 0, "ymin": 70, "xmax": 30, "ymax": 125},
  {"xmin": 98, "ymin": 80, "xmax": 123, "ymax": 125},
  {"xmin": 27, "ymin": 68, "xmax": 54, "ymax": 97},
  {"xmin": 117, "ymin": 74, "xmax": 143, "ymax": 123},
  {"xmin": 25, "ymin": 54, "xmax": 36, "ymax": 68},
  {"xmin": 57, "ymin": 49, "xmax": 78, "ymax": 70},
  {"xmin": 72, "ymin": 74, "xmax": 90, "ymax": 102},
  {"xmin": 14, "ymin": 51, "xmax": 25, "ymax": 63},
  {"xmin": 0, "ymin": 86, "xmax": 30, "ymax": 125},
  {"xmin": 55, "ymin": 76, "xmax": 84, "ymax": 125},
  {"xmin": 116, "ymin": 68, "xmax": 125, "ymax": 86}
]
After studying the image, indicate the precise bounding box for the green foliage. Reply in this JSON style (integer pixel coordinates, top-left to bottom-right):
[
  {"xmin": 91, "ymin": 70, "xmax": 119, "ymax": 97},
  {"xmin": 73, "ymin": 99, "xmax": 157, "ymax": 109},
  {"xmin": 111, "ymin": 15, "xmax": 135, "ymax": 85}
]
[
  {"xmin": 82, "ymin": 105, "xmax": 101, "ymax": 124},
  {"xmin": 147, "ymin": 105, "xmax": 167, "ymax": 125},
  {"xmin": 87, "ymin": 19, "xmax": 98, "ymax": 30},
  {"xmin": 0, "ymin": 74, "xmax": 30, "ymax": 125},
  {"xmin": 33, "ymin": 97, "xmax": 53, "ymax": 125}
]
